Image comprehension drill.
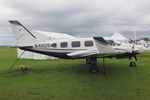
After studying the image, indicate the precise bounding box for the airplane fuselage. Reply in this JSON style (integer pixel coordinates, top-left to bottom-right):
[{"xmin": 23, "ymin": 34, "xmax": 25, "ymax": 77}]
[
  {"xmin": 19, "ymin": 38, "xmax": 137, "ymax": 59},
  {"xmin": 20, "ymin": 38, "xmax": 97, "ymax": 58}
]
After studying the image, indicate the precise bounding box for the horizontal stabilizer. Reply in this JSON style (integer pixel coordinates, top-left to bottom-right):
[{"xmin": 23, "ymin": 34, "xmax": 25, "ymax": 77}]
[
  {"xmin": 9, "ymin": 20, "xmax": 36, "ymax": 46},
  {"xmin": 9, "ymin": 20, "xmax": 36, "ymax": 38}
]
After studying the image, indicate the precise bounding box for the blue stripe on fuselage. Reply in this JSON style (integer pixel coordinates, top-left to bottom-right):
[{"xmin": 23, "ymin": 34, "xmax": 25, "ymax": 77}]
[
  {"xmin": 19, "ymin": 47, "xmax": 87, "ymax": 59},
  {"xmin": 34, "ymin": 48, "xmax": 87, "ymax": 51}
]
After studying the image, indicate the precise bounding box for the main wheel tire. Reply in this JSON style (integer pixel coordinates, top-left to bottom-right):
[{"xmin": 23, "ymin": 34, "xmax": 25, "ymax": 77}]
[
  {"xmin": 133, "ymin": 62, "xmax": 136, "ymax": 67},
  {"xmin": 89, "ymin": 57, "xmax": 98, "ymax": 73}
]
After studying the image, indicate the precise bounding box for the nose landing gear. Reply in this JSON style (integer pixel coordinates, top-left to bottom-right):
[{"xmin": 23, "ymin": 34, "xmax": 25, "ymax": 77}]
[
  {"xmin": 130, "ymin": 61, "xmax": 136, "ymax": 67},
  {"xmin": 129, "ymin": 56, "xmax": 137, "ymax": 67}
]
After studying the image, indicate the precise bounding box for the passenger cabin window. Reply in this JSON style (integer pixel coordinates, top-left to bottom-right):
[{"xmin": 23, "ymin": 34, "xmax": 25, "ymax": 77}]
[
  {"xmin": 116, "ymin": 43, "xmax": 121, "ymax": 46},
  {"xmin": 84, "ymin": 41, "xmax": 93, "ymax": 47},
  {"xmin": 72, "ymin": 41, "xmax": 80, "ymax": 47},
  {"xmin": 51, "ymin": 43, "xmax": 57, "ymax": 48},
  {"xmin": 60, "ymin": 42, "xmax": 68, "ymax": 48}
]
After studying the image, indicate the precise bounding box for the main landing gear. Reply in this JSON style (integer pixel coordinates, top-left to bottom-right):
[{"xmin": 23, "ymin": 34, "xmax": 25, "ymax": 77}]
[
  {"xmin": 86, "ymin": 57, "xmax": 106, "ymax": 74},
  {"xmin": 89, "ymin": 57, "xmax": 98, "ymax": 73},
  {"xmin": 86, "ymin": 57, "xmax": 98, "ymax": 72}
]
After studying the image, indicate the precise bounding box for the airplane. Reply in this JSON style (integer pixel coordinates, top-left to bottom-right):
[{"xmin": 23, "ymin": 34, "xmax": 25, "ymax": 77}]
[{"xmin": 8, "ymin": 20, "xmax": 146, "ymax": 73}]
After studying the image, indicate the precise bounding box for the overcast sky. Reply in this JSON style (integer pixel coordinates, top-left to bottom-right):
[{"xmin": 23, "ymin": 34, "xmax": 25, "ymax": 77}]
[{"xmin": 0, "ymin": 0, "xmax": 150, "ymax": 45}]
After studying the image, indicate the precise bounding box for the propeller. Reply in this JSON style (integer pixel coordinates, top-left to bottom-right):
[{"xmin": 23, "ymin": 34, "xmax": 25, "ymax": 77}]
[
  {"xmin": 129, "ymin": 30, "xmax": 138, "ymax": 61},
  {"xmin": 129, "ymin": 46, "xmax": 137, "ymax": 61}
]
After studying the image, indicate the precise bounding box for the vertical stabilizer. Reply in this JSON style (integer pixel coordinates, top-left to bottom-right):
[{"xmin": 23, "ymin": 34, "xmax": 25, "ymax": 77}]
[{"xmin": 9, "ymin": 20, "xmax": 36, "ymax": 46}]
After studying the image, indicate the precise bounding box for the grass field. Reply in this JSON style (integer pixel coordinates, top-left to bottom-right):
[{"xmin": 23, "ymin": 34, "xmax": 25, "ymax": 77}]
[{"xmin": 0, "ymin": 48, "xmax": 150, "ymax": 100}]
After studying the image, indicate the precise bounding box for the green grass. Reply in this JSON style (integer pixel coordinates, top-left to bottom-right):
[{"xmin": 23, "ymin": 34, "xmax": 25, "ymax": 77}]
[{"xmin": 0, "ymin": 48, "xmax": 150, "ymax": 100}]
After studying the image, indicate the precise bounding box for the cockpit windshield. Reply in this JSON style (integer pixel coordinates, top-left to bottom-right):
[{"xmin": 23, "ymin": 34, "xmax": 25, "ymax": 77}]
[
  {"xmin": 106, "ymin": 40, "xmax": 121, "ymax": 46},
  {"xmin": 107, "ymin": 40, "xmax": 116, "ymax": 46}
]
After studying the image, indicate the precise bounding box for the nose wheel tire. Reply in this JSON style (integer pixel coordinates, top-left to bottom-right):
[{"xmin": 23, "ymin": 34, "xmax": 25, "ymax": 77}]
[{"xmin": 130, "ymin": 61, "xmax": 136, "ymax": 67}]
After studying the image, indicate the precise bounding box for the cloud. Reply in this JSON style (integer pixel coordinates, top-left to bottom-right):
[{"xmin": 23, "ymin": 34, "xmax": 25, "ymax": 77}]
[{"xmin": 0, "ymin": 0, "xmax": 150, "ymax": 45}]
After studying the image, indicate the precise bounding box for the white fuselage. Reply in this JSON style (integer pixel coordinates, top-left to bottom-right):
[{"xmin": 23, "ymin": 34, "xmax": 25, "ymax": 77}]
[
  {"xmin": 9, "ymin": 20, "xmax": 149, "ymax": 60},
  {"xmin": 20, "ymin": 37, "xmax": 142, "ymax": 59}
]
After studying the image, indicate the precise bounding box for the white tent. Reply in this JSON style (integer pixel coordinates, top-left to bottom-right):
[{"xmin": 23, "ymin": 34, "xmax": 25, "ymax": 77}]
[
  {"xmin": 33, "ymin": 30, "xmax": 76, "ymax": 40},
  {"xmin": 18, "ymin": 48, "xmax": 55, "ymax": 60},
  {"xmin": 110, "ymin": 33, "xmax": 129, "ymax": 43},
  {"xmin": 18, "ymin": 30, "xmax": 76, "ymax": 60}
]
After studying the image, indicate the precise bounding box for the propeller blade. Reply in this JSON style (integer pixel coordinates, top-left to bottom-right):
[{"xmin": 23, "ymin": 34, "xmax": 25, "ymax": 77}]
[
  {"xmin": 128, "ymin": 30, "xmax": 138, "ymax": 61},
  {"xmin": 133, "ymin": 54, "xmax": 137, "ymax": 61},
  {"xmin": 129, "ymin": 54, "xmax": 132, "ymax": 60}
]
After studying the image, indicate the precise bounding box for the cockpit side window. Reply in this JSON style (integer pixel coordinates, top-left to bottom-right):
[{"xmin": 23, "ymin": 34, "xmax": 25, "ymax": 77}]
[{"xmin": 116, "ymin": 43, "xmax": 121, "ymax": 46}]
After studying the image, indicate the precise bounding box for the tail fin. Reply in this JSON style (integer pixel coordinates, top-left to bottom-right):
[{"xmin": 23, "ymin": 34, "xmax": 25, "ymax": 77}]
[{"xmin": 9, "ymin": 20, "xmax": 36, "ymax": 46}]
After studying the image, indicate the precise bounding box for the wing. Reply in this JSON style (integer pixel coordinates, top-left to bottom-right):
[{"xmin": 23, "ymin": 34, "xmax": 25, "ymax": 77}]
[{"xmin": 67, "ymin": 48, "xmax": 98, "ymax": 58}]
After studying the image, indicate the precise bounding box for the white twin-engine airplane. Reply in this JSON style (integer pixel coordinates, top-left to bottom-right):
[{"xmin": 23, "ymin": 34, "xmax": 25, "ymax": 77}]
[{"xmin": 9, "ymin": 20, "xmax": 144, "ymax": 73}]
